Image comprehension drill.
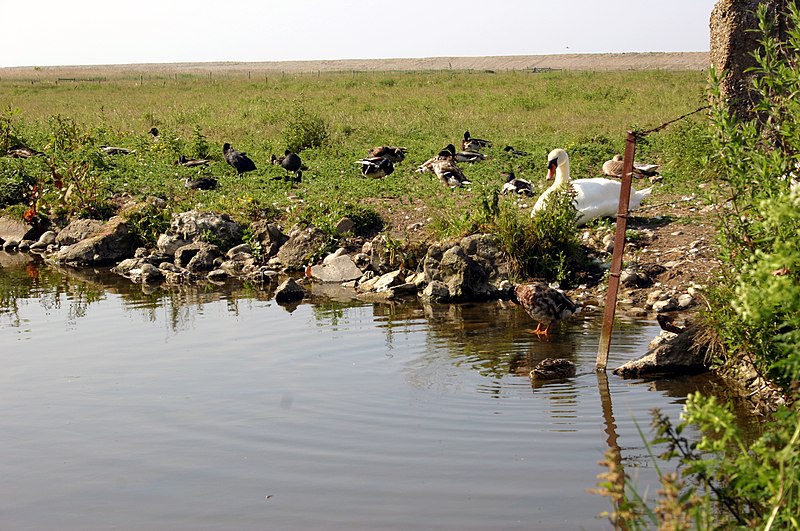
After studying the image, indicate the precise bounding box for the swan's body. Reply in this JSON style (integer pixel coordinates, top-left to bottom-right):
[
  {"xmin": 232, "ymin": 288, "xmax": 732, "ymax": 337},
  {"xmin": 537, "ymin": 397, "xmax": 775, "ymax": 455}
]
[{"xmin": 532, "ymin": 148, "xmax": 652, "ymax": 226}]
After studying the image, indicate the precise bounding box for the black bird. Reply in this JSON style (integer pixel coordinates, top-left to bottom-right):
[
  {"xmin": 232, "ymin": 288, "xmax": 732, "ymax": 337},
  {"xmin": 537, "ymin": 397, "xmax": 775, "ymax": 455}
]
[
  {"xmin": 223, "ymin": 143, "xmax": 256, "ymax": 176},
  {"xmin": 503, "ymin": 145, "xmax": 529, "ymax": 157},
  {"xmin": 500, "ymin": 171, "xmax": 534, "ymax": 196},
  {"xmin": 357, "ymin": 156, "xmax": 394, "ymax": 179},
  {"xmin": 175, "ymin": 155, "xmax": 211, "ymax": 167},
  {"xmin": 148, "ymin": 127, "xmax": 160, "ymax": 141},
  {"xmin": 184, "ymin": 176, "xmax": 218, "ymax": 190},
  {"xmin": 461, "ymin": 131, "xmax": 492, "ymax": 151},
  {"xmin": 271, "ymin": 150, "xmax": 304, "ymax": 181}
]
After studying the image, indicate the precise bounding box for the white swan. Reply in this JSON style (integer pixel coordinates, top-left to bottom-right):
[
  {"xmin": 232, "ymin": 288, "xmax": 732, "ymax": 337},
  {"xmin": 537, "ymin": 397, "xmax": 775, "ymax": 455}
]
[{"xmin": 532, "ymin": 148, "xmax": 653, "ymax": 226}]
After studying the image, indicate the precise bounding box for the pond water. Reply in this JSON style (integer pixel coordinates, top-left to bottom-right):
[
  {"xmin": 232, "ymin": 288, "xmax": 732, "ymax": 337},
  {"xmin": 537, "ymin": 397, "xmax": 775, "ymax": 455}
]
[{"xmin": 1, "ymin": 252, "xmax": 727, "ymax": 530}]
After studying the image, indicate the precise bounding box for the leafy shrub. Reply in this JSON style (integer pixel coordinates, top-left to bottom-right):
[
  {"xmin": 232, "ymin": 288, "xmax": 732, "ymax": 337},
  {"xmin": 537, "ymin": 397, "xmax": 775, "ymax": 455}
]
[{"xmin": 282, "ymin": 102, "xmax": 329, "ymax": 153}]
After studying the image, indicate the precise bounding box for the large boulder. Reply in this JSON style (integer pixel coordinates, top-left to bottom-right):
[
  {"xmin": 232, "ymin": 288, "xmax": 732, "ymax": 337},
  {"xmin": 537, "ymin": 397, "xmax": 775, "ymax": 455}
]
[
  {"xmin": 247, "ymin": 220, "xmax": 289, "ymax": 258},
  {"xmin": 0, "ymin": 216, "xmax": 36, "ymax": 245},
  {"xmin": 275, "ymin": 225, "xmax": 329, "ymax": 271},
  {"xmin": 422, "ymin": 243, "xmax": 497, "ymax": 302},
  {"xmin": 614, "ymin": 325, "xmax": 712, "ymax": 378},
  {"xmin": 458, "ymin": 234, "xmax": 511, "ymax": 283},
  {"xmin": 174, "ymin": 241, "xmax": 224, "ymax": 273},
  {"xmin": 310, "ymin": 254, "xmax": 364, "ymax": 283},
  {"xmin": 156, "ymin": 210, "xmax": 242, "ymax": 256},
  {"xmin": 49, "ymin": 217, "xmax": 137, "ymax": 265},
  {"xmin": 55, "ymin": 218, "xmax": 106, "ymax": 246}
]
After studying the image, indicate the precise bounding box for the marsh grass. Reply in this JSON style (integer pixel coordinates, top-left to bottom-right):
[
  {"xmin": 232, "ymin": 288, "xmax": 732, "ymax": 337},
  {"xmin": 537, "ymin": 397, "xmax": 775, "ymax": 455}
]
[{"xmin": 1, "ymin": 69, "xmax": 710, "ymax": 277}]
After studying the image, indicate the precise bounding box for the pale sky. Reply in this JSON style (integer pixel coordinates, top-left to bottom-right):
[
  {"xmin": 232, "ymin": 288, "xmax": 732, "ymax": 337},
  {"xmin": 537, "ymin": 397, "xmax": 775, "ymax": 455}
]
[{"xmin": 1, "ymin": 1, "xmax": 716, "ymax": 68}]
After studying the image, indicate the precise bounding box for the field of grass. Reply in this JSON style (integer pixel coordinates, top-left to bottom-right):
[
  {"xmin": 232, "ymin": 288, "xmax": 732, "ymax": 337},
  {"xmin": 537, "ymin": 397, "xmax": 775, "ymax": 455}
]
[{"xmin": 1, "ymin": 69, "xmax": 711, "ymax": 276}]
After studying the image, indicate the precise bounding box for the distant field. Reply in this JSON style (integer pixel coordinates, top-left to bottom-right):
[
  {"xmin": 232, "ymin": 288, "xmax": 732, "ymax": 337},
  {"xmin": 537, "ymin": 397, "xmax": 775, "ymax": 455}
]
[{"xmin": 0, "ymin": 52, "xmax": 709, "ymax": 80}]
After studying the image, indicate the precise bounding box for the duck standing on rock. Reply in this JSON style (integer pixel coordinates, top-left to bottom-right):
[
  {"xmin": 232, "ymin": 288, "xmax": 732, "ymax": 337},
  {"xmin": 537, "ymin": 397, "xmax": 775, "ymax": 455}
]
[
  {"xmin": 511, "ymin": 283, "xmax": 580, "ymax": 336},
  {"xmin": 223, "ymin": 142, "xmax": 256, "ymax": 176},
  {"xmin": 532, "ymin": 148, "xmax": 653, "ymax": 226}
]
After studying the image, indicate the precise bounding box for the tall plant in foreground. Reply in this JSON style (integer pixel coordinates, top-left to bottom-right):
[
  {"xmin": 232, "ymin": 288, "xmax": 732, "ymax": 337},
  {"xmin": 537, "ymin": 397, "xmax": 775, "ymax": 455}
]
[{"xmin": 595, "ymin": 3, "xmax": 800, "ymax": 528}]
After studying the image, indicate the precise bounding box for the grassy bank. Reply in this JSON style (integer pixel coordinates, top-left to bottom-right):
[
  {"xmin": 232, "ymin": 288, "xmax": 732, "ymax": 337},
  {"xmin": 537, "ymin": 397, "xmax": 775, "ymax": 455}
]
[{"xmin": 1, "ymin": 69, "xmax": 709, "ymax": 279}]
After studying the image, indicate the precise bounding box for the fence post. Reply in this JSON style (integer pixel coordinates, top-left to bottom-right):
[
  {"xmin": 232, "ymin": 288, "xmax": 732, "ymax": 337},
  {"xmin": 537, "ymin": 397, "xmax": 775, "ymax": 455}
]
[{"xmin": 596, "ymin": 130, "xmax": 637, "ymax": 372}]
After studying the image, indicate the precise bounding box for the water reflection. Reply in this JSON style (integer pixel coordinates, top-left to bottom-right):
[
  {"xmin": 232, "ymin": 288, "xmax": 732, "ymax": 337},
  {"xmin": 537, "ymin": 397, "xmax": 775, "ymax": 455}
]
[{"xmin": 0, "ymin": 252, "xmax": 762, "ymax": 530}]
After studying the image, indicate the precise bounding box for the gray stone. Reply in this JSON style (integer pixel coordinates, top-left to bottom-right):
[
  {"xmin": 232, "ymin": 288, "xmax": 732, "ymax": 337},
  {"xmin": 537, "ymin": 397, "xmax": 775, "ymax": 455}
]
[
  {"xmin": 130, "ymin": 263, "xmax": 165, "ymax": 283},
  {"xmin": 174, "ymin": 242, "xmax": 224, "ymax": 273},
  {"xmin": 50, "ymin": 217, "xmax": 137, "ymax": 265},
  {"xmin": 37, "ymin": 231, "xmax": 57, "ymax": 245},
  {"xmin": 246, "ymin": 220, "xmax": 288, "ymax": 258},
  {"xmin": 55, "ymin": 219, "xmax": 106, "ymax": 246},
  {"xmin": 614, "ymin": 325, "xmax": 711, "ymax": 378},
  {"xmin": 420, "ymin": 280, "xmax": 452, "ymax": 302},
  {"xmin": 310, "ymin": 254, "xmax": 364, "ymax": 283},
  {"xmin": 156, "ymin": 210, "xmax": 242, "ymax": 256},
  {"xmin": 207, "ymin": 269, "xmax": 228, "ymax": 281},
  {"xmin": 0, "ymin": 216, "xmax": 35, "ymax": 244},
  {"xmin": 275, "ymin": 225, "xmax": 328, "ymax": 271},
  {"xmin": 335, "ymin": 217, "xmax": 355, "ymax": 235},
  {"xmin": 227, "ymin": 243, "xmax": 252, "ymax": 257},
  {"xmin": 677, "ymin": 293, "xmax": 695, "ymax": 309},
  {"xmin": 652, "ymin": 298, "xmax": 678, "ymax": 313},
  {"xmin": 275, "ymin": 278, "xmax": 305, "ymax": 303},
  {"xmin": 423, "ymin": 244, "xmax": 496, "ymax": 302}
]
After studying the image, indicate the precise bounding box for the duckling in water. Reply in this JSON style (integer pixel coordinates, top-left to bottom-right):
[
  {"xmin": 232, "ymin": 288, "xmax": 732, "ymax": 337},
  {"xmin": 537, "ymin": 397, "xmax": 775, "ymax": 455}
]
[{"xmin": 530, "ymin": 358, "xmax": 576, "ymax": 379}]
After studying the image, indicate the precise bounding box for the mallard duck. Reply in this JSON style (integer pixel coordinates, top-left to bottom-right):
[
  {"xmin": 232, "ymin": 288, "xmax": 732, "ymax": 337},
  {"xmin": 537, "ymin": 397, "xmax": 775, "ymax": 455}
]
[
  {"xmin": 368, "ymin": 146, "xmax": 407, "ymax": 163},
  {"xmin": 601, "ymin": 154, "xmax": 660, "ymax": 179},
  {"xmin": 148, "ymin": 127, "xmax": 160, "ymax": 141},
  {"xmin": 357, "ymin": 156, "xmax": 394, "ymax": 179},
  {"xmin": 501, "ymin": 171, "xmax": 534, "ymax": 196},
  {"xmin": 461, "ymin": 131, "xmax": 492, "ymax": 151},
  {"xmin": 271, "ymin": 150, "xmax": 304, "ymax": 181},
  {"xmin": 7, "ymin": 144, "xmax": 43, "ymax": 158},
  {"xmin": 100, "ymin": 145, "xmax": 134, "ymax": 155},
  {"xmin": 454, "ymin": 150, "xmax": 487, "ymax": 163},
  {"xmin": 223, "ymin": 143, "xmax": 256, "ymax": 176},
  {"xmin": 503, "ymin": 145, "xmax": 529, "ymax": 157},
  {"xmin": 184, "ymin": 176, "xmax": 218, "ymax": 190},
  {"xmin": 511, "ymin": 283, "xmax": 580, "ymax": 335},
  {"xmin": 427, "ymin": 145, "xmax": 471, "ymax": 187},
  {"xmin": 175, "ymin": 155, "xmax": 210, "ymax": 167},
  {"xmin": 532, "ymin": 148, "xmax": 653, "ymax": 226},
  {"xmin": 530, "ymin": 358, "xmax": 576, "ymax": 379}
]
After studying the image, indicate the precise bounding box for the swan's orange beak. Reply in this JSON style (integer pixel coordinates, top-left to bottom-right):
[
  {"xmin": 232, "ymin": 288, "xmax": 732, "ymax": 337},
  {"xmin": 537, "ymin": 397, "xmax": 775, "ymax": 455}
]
[{"xmin": 546, "ymin": 158, "xmax": 557, "ymax": 180}]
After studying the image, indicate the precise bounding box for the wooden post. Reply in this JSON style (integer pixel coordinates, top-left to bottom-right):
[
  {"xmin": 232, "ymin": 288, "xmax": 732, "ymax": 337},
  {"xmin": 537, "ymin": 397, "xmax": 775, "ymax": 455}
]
[{"xmin": 596, "ymin": 131, "xmax": 637, "ymax": 371}]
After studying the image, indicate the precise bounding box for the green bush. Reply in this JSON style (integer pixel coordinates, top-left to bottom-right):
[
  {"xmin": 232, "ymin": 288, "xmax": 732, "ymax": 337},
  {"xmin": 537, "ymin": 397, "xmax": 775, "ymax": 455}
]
[{"xmin": 282, "ymin": 102, "xmax": 329, "ymax": 153}]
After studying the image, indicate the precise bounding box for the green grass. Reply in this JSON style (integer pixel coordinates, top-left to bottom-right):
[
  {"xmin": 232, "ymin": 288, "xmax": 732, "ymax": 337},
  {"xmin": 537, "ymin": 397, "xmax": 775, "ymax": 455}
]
[{"xmin": 1, "ymin": 69, "xmax": 711, "ymax": 277}]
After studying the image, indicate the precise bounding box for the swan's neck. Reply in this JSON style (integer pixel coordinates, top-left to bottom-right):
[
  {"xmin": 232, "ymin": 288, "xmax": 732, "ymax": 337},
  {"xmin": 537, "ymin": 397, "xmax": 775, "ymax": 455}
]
[{"xmin": 552, "ymin": 163, "xmax": 570, "ymax": 189}]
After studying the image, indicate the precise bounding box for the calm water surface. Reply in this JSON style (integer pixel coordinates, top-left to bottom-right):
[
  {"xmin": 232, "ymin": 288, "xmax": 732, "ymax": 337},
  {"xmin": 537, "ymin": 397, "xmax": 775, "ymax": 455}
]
[{"xmin": 1, "ymin": 253, "xmax": 725, "ymax": 530}]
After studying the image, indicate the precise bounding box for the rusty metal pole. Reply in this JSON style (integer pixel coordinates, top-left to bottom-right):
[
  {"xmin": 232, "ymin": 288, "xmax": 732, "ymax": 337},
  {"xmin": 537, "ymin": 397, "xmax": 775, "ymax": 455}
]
[{"xmin": 596, "ymin": 131, "xmax": 637, "ymax": 372}]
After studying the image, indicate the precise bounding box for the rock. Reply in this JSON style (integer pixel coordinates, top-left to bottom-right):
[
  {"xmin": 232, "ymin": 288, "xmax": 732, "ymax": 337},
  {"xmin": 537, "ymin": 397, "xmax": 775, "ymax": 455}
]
[
  {"xmin": 156, "ymin": 210, "xmax": 242, "ymax": 256},
  {"xmin": 207, "ymin": 269, "xmax": 228, "ymax": 281},
  {"xmin": 55, "ymin": 219, "xmax": 106, "ymax": 246},
  {"xmin": 275, "ymin": 278, "xmax": 305, "ymax": 303},
  {"xmin": 129, "ymin": 263, "xmax": 165, "ymax": 283},
  {"xmin": 49, "ymin": 217, "xmax": 137, "ymax": 265},
  {"xmin": 37, "ymin": 231, "xmax": 57, "ymax": 246},
  {"xmin": 275, "ymin": 225, "xmax": 328, "ymax": 271},
  {"xmin": 227, "ymin": 243, "xmax": 252, "ymax": 257},
  {"xmin": 335, "ymin": 217, "xmax": 355, "ymax": 235},
  {"xmin": 352, "ymin": 252, "xmax": 371, "ymax": 271},
  {"xmin": 422, "ymin": 243, "xmax": 496, "ymax": 302},
  {"xmin": 677, "ymin": 293, "xmax": 695, "ymax": 309},
  {"xmin": 174, "ymin": 241, "xmax": 224, "ymax": 273},
  {"xmin": 459, "ymin": 234, "xmax": 511, "ymax": 282},
  {"xmin": 652, "ymin": 298, "xmax": 678, "ymax": 313},
  {"xmin": 614, "ymin": 325, "xmax": 712, "ymax": 378},
  {"xmin": 420, "ymin": 280, "xmax": 452, "ymax": 302},
  {"xmin": 0, "ymin": 216, "xmax": 36, "ymax": 244},
  {"xmin": 309, "ymin": 254, "xmax": 364, "ymax": 283}
]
